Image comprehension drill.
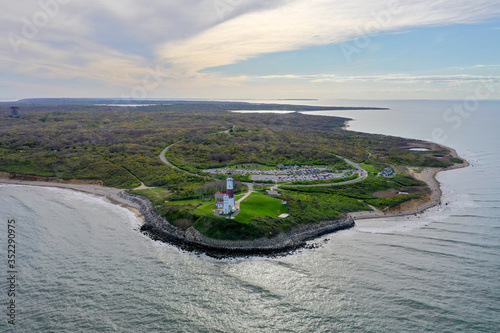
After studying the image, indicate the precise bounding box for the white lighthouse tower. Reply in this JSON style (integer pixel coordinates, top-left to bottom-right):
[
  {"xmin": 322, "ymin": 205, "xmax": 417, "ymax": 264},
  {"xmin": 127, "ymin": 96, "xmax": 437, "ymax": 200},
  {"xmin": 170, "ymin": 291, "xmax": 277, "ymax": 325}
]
[
  {"xmin": 223, "ymin": 194, "xmax": 230, "ymax": 215},
  {"xmin": 226, "ymin": 172, "xmax": 235, "ymax": 211}
]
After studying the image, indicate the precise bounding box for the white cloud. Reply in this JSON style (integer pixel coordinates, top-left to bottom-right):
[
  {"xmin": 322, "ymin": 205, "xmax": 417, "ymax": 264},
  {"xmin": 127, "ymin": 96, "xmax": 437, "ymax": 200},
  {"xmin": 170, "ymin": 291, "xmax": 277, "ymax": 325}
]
[
  {"xmin": 253, "ymin": 73, "xmax": 500, "ymax": 85},
  {"xmin": 0, "ymin": 0, "xmax": 285, "ymax": 88},
  {"xmin": 159, "ymin": 0, "xmax": 500, "ymax": 74},
  {"xmin": 1, "ymin": 0, "xmax": 500, "ymax": 97}
]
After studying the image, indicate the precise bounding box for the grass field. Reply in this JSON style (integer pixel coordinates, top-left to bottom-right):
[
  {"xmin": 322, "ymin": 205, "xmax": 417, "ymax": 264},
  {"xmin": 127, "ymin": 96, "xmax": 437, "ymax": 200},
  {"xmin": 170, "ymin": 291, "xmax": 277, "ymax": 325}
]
[
  {"xmin": 194, "ymin": 200, "xmax": 216, "ymax": 216},
  {"xmin": 236, "ymin": 192, "xmax": 288, "ymax": 223},
  {"xmin": 129, "ymin": 188, "xmax": 171, "ymax": 203},
  {"xmin": 359, "ymin": 163, "xmax": 382, "ymax": 173},
  {"xmin": 161, "ymin": 192, "xmax": 288, "ymax": 224}
]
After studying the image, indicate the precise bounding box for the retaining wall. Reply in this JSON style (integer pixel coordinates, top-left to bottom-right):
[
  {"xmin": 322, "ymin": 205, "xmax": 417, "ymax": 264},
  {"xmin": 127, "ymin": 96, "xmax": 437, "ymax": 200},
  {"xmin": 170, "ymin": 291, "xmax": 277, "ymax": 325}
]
[{"xmin": 119, "ymin": 192, "xmax": 355, "ymax": 257}]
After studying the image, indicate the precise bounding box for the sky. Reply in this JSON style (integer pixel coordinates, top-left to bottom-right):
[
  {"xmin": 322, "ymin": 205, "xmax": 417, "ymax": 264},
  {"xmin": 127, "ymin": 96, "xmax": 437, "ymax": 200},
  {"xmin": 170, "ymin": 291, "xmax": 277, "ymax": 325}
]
[{"xmin": 1, "ymin": 0, "xmax": 500, "ymax": 100}]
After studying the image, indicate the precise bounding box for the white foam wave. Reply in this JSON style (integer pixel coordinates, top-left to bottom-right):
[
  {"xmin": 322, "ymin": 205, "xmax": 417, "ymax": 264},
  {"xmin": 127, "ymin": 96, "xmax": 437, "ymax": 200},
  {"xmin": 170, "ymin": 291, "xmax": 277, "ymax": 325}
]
[{"xmin": 355, "ymin": 216, "xmax": 432, "ymax": 234}]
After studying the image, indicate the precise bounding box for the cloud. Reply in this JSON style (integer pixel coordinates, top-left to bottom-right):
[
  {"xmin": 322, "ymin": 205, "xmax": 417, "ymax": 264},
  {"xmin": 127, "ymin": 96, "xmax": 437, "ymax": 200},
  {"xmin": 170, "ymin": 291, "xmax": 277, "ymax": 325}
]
[
  {"xmin": 0, "ymin": 0, "xmax": 290, "ymax": 89},
  {"xmin": 1, "ymin": 0, "xmax": 500, "ymax": 95},
  {"xmin": 253, "ymin": 73, "xmax": 500, "ymax": 85},
  {"xmin": 159, "ymin": 0, "xmax": 500, "ymax": 74},
  {"xmin": 473, "ymin": 64, "xmax": 500, "ymax": 69}
]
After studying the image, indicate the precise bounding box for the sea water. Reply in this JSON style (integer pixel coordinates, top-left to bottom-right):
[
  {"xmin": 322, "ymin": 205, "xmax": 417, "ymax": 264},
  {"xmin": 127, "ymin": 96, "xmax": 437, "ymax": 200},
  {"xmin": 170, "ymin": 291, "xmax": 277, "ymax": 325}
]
[{"xmin": 1, "ymin": 100, "xmax": 499, "ymax": 332}]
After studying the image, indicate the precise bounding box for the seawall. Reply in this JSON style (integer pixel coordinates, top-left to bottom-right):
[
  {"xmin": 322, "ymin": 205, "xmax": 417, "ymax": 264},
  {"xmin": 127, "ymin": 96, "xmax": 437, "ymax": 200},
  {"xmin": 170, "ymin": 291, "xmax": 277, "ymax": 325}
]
[{"xmin": 119, "ymin": 192, "xmax": 355, "ymax": 258}]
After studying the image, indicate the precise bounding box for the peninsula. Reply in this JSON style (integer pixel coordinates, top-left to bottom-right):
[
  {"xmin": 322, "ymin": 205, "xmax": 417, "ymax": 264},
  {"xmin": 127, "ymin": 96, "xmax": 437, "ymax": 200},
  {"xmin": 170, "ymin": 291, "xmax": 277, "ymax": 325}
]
[{"xmin": 0, "ymin": 100, "xmax": 468, "ymax": 257}]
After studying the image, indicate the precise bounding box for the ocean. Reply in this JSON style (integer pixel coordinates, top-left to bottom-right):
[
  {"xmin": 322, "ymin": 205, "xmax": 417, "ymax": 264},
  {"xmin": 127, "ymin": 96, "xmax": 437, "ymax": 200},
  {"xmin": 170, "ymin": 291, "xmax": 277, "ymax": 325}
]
[{"xmin": 1, "ymin": 100, "xmax": 499, "ymax": 332}]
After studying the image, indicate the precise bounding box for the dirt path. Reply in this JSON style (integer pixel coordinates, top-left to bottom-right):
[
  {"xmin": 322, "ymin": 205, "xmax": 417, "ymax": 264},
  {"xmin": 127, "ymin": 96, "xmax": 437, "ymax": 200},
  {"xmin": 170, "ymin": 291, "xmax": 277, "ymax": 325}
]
[{"xmin": 133, "ymin": 182, "xmax": 154, "ymax": 190}]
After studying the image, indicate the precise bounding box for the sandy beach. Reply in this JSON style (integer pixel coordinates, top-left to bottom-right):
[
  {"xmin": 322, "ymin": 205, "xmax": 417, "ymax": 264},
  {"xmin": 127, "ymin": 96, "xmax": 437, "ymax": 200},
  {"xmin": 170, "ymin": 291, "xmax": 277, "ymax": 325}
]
[
  {"xmin": 350, "ymin": 145, "xmax": 469, "ymax": 220},
  {"xmin": 0, "ymin": 174, "xmax": 145, "ymax": 223}
]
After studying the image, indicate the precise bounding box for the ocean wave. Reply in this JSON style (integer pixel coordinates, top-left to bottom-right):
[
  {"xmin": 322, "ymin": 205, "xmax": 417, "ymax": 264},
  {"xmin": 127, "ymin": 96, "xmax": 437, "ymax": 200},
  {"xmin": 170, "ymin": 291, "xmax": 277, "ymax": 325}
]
[
  {"xmin": 355, "ymin": 217, "xmax": 432, "ymax": 234},
  {"xmin": 450, "ymin": 214, "xmax": 500, "ymax": 219}
]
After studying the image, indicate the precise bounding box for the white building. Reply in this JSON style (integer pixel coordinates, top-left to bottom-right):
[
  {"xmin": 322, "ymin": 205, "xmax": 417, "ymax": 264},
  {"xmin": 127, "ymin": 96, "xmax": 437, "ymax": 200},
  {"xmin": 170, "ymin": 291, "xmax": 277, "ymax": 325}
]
[
  {"xmin": 223, "ymin": 194, "xmax": 230, "ymax": 215},
  {"xmin": 215, "ymin": 173, "xmax": 236, "ymax": 214}
]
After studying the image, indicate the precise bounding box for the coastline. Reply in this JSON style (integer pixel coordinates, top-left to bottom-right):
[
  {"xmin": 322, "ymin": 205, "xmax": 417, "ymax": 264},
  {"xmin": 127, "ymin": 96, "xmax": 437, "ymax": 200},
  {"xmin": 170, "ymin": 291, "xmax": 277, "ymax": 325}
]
[
  {"xmin": 339, "ymin": 116, "xmax": 470, "ymax": 220},
  {"xmin": 348, "ymin": 144, "xmax": 469, "ymax": 220},
  {"xmin": 0, "ymin": 173, "xmax": 145, "ymax": 223},
  {"xmin": 0, "ymin": 172, "xmax": 353, "ymax": 257},
  {"xmin": 0, "ymin": 145, "xmax": 469, "ymax": 257}
]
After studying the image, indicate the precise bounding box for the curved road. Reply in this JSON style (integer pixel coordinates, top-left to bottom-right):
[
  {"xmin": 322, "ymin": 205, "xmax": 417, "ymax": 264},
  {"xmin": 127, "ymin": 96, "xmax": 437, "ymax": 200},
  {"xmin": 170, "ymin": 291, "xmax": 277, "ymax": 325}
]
[
  {"xmin": 159, "ymin": 143, "xmax": 211, "ymax": 178},
  {"xmin": 159, "ymin": 134, "xmax": 368, "ymax": 188},
  {"xmin": 159, "ymin": 142, "xmax": 181, "ymax": 170},
  {"xmin": 159, "ymin": 126, "xmax": 235, "ymax": 179}
]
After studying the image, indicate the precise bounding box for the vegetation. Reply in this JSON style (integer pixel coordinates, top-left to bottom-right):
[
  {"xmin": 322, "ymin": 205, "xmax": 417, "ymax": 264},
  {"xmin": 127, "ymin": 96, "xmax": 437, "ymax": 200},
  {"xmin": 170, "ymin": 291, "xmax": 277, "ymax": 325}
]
[
  {"xmin": 282, "ymin": 174, "xmax": 429, "ymax": 210},
  {"xmin": 192, "ymin": 192, "xmax": 291, "ymax": 240},
  {"xmin": 130, "ymin": 187, "xmax": 171, "ymax": 203},
  {"xmin": 1, "ymin": 101, "xmax": 462, "ymax": 241},
  {"xmin": 283, "ymin": 191, "xmax": 370, "ymax": 224},
  {"xmin": 359, "ymin": 162, "xmax": 384, "ymax": 173},
  {"xmin": 236, "ymin": 192, "xmax": 288, "ymax": 223}
]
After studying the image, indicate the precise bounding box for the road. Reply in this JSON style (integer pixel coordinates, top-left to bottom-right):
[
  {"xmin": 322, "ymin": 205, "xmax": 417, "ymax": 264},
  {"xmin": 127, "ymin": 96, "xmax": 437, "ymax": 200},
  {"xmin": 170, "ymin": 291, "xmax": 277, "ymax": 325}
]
[
  {"xmin": 235, "ymin": 183, "xmax": 254, "ymax": 209},
  {"xmin": 159, "ymin": 133, "xmax": 368, "ymax": 188},
  {"xmin": 159, "ymin": 142, "xmax": 211, "ymax": 178},
  {"xmin": 159, "ymin": 126, "xmax": 235, "ymax": 178}
]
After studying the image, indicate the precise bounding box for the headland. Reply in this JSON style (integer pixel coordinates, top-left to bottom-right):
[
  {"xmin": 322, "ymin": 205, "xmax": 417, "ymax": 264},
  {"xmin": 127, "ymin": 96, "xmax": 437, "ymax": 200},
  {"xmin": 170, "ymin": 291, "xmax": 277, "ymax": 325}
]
[
  {"xmin": 0, "ymin": 100, "xmax": 469, "ymax": 257},
  {"xmin": 0, "ymin": 147, "xmax": 468, "ymax": 258}
]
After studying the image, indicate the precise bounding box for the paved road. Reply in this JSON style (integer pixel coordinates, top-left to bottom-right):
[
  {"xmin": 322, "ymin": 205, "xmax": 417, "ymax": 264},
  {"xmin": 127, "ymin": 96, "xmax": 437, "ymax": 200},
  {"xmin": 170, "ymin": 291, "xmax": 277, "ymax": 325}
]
[
  {"xmin": 159, "ymin": 143, "xmax": 211, "ymax": 178},
  {"xmin": 159, "ymin": 126, "xmax": 235, "ymax": 178},
  {"xmin": 235, "ymin": 183, "xmax": 254, "ymax": 209},
  {"xmin": 386, "ymin": 163, "xmax": 399, "ymax": 176},
  {"xmin": 159, "ymin": 142, "xmax": 180, "ymax": 169},
  {"xmin": 159, "ymin": 135, "xmax": 368, "ymax": 188}
]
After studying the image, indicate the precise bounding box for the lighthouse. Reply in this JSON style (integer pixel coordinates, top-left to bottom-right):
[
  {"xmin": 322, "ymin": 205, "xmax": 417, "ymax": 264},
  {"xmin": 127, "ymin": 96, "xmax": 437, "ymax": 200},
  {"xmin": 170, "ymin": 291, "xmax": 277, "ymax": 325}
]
[
  {"xmin": 215, "ymin": 173, "xmax": 237, "ymax": 214},
  {"xmin": 223, "ymin": 194, "xmax": 230, "ymax": 215},
  {"xmin": 226, "ymin": 172, "xmax": 235, "ymax": 211}
]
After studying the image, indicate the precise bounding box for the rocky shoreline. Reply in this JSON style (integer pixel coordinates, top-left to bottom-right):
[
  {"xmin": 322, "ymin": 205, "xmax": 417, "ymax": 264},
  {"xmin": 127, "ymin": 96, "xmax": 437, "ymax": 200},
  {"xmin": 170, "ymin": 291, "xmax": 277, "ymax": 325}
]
[
  {"xmin": 0, "ymin": 173, "xmax": 354, "ymax": 258},
  {"xmin": 119, "ymin": 191, "xmax": 355, "ymax": 258}
]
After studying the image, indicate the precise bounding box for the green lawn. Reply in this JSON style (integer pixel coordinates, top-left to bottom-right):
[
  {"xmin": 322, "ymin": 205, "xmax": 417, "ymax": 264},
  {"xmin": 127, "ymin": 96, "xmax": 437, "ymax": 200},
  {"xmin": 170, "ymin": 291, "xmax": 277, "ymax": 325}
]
[
  {"xmin": 167, "ymin": 198, "xmax": 204, "ymax": 205},
  {"xmin": 129, "ymin": 188, "xmax": 171, "ymax": 203},
  {"xmin": 165, "ymin": 198, "xmax": 215, "ymax": 215},
  {"xmin": 236, "ymin": 192, "xmax": 288, "ymax": 223},
  {"xmin": 174, "ymin": 192, "xmax": 289, "ymax": 224},
  {"xmin": 359, "ymin": 163, "xmax": 382, "ymax": 173},
  {"xmin": 195, "ymin": 200, "xmax": 217, "ymax": 216}
]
